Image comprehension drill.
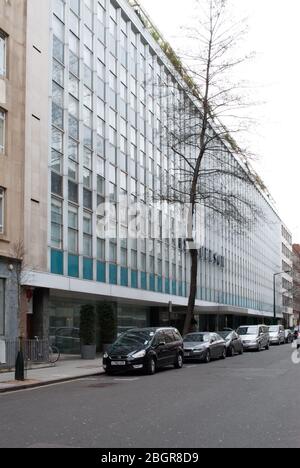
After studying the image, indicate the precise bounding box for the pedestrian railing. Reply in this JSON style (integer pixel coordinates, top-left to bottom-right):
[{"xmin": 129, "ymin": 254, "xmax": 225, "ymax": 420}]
[{"xmin": 0, "ymin": 338, "xmax": 50, "ymax": 371}]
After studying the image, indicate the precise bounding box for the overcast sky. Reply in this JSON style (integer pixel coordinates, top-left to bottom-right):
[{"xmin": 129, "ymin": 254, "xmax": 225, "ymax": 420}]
[{"xmin": 140, "ymin": 0, "xmax": 300, "ymax": 241}]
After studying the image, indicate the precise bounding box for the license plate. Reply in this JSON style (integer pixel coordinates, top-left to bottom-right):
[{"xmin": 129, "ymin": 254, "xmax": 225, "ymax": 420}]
[{"xmin": 111, "ymin": 361, "xmax": 126, "ymax": 366}]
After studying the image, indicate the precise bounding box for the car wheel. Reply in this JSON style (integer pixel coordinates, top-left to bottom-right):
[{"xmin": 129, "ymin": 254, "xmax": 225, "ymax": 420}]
[
  {"xmin": 220, "ymin": 348, "xmax": 227, "ymax": 360},
  {"xmin": 146, "ymin": 357, "xmax": 156, "ymax": 375},
  {"xmin": 239, "ymin": 346, "xmax": 244, "ymax": 355},
  {"xmin": 174, "ymin": 353, "xmax": 183, "ymax": 369},
  {"xmin": 203, "ymin": 350, "xmax": 211, "ymax": 364},
  {"xmin": 265, "ymin": 342, "xmax": 270, "ymax": 350},
  {"xmin": 227, "ymin": 346, "xmax": 234, "ymax": 357}
]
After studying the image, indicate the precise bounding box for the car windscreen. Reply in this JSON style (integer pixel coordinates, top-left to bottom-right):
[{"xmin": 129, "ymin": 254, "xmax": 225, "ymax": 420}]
[
  {"xmin": 237, "ymin": 326, "xmax": 258, "ymax": 336},
  {"xmin": 114, "ymin": 330, "xmax": 154, "ymax": 347},
  {"xmin": 218, "ymin": 332, "xmax": 231, "ymax": 339},
  {"xmin": 183, "ymin": 334, "xmax": 209, "ymax": 343}
]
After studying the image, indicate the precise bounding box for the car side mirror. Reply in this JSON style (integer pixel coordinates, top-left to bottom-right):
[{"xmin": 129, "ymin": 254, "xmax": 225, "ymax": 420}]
[{"xmin": 158, "ymin": 341, "xmax": 166, "ymax": 347}]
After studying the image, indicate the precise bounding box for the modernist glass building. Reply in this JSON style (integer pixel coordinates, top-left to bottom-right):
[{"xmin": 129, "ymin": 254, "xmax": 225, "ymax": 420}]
[{"xmin": 8, "ymin": 0, "xmax": 286, "ymax": 350}]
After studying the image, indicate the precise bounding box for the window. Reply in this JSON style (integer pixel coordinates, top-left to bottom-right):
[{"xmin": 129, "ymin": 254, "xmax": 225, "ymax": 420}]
[
  {"xmin": 51, "ymin": 198, "xmax": 63, "ymax": 249},
  {"xmin": 0, "ymin": 187, "xmax": 4, "ymax": 234},
  {"xmin": 0, "ymin": 278, "xmax": 4, "ymax": 335},
  {"xmin": 0, "ymin": 110, "xmax": 6, "ymax": 153},
  {"xmin": 83, "ymin": 212, "xmax": 92, "ymax": 257},
  {"xmin": 68, "ymin": 205, "xmax": 78, "ymax": 253},
  {"xmin": 0, "ymin": 32, "xmax": 7, "ymax": 77}
]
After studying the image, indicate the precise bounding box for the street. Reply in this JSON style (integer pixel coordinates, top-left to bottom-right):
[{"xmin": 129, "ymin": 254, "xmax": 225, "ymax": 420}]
[{"xmin": 0, "ymin": 344, "xmax": 299, "ymax": 448}]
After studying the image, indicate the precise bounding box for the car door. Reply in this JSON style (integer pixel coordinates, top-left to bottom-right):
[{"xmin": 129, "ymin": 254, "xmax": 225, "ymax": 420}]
[
  {"xmin": 163, "ymin": 330, "xmax": 177, "ymax": 365},
  {"xmin": 210, "ymin": 334, "xmax": 219, "ymax": 359},
  {"xmin": 215, "ymin": 334, "xmax": 225, "ymax": 357},
  {"xmin": 232, "ymin": 332, "xmax": 240, "ymax": 353},
  {"xmin": 153, "ymin": 331, "xmax": 168, "ymax": 367}
]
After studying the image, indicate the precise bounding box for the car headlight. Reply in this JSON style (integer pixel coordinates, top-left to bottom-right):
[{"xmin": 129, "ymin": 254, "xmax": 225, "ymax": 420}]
[
  {"xmin": 103, "ymin": 352, "xmax": 108, "ymax": 359},
  {"xmin": 130, "ymin": 350, "xmax": 146, "ymax": 360}
]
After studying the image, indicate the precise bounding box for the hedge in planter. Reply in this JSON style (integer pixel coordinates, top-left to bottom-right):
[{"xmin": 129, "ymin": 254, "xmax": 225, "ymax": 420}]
[
  {"xmin": 80, "ymin": 305, "xmax": 96, "ymax": 359},
  {"xmin": 97, "ymin": 303, "xmax": 117, "ymax": 351}
]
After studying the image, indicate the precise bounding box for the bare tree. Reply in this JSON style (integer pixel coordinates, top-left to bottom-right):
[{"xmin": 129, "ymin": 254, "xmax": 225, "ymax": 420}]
[
  {"xmin": 153, "ymin": 0, "xmax": 265, "ymax": 335},
  {"xmin": 9, "ymin": 240, "xmax": 30, "ymax": 340}
]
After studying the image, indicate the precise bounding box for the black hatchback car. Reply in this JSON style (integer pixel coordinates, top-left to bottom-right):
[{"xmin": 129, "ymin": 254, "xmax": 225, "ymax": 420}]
[{"xmin": 103, "ymin": 327, "xmax": 184, "ymax": 376}]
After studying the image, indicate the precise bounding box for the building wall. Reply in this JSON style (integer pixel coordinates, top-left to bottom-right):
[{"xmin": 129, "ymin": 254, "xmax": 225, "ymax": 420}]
[
  {"xmin": 40, "ymin": 0, "xmax": 283, "ymax": 317},
  {"xmin": 293, "ymin": 244, "xmax": 300, "ymax": 326},
  {"xmin": 0, "ymin": 0, "xmax": 26, "ymax": 257},
  {"xmin": 281, "ymin": 224, "xmax": 293, "ymax": 326},
  {"xmin": 23, "ymin": 0, "xmax": 50, "ymax": 272},
  {"xmin": 0, "ymin": 0, "xmax": 27, "ymax": 338}
]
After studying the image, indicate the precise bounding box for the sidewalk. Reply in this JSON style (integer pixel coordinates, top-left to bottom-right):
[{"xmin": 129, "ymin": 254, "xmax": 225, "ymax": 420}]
[{"xmin": 0, "ymin": 355, "xmax": 104, "ymax": 393}]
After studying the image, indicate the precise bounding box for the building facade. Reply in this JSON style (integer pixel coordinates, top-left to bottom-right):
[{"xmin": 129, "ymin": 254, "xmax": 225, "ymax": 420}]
[
  {"xmin": 281, "ymin": 224, "xmax": 293, "ymax": 327},
  {"xmin": 0, "ymin": 0, "xmax": 27, "ymax": 339},
  {"xmin": 293, "ymin": 244, "xmax": 300, "ymax": 327},
  {"xmin": 0, "ymin": 0, "xmax": 290, "ymax": 348}
]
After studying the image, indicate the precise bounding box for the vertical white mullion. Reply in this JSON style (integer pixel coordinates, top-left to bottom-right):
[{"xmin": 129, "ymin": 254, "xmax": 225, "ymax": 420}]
[
  {"xmin": 63, "ymin": 2, "xmax": 70, "ymax": 277},
  {"xmin": 92, "ymin": 2, "xmax": 98, "ymax": 281},
  {"xmin": 78, "ymin": 0, "xmax": 85, "ymax": 279}
]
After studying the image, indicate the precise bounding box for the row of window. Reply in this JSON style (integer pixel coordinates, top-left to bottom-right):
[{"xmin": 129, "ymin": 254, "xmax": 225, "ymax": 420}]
[
  {"xmin": 0, "ymin": 31, "xmax": 7, "ymax": 155},
  {"xmin": 0, "ymin": 278, "xmax": 4, "ymax": 336},
  {"xmin": 0, "ymin": 29, "xmax": 8, "ymax": 236},
  {"xmin": 0, "ymin": 187, "xmax": 4, "ymax": 234}
]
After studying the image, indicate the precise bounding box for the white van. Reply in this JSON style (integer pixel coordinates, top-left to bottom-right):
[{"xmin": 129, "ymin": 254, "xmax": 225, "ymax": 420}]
[{"xmin": 236, "ymin": 325, "xmax": 270, "ymax": 352}]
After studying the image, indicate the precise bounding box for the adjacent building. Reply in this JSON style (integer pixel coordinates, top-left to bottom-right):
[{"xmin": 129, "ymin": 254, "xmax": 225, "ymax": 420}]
[
  {"xmin": 0, "ymin": 0, "xmax": 27, "ymax": 339},
  {"xmin": 293, "ymin": 244, "xmax": 300, "ymax": 327},
  {"xmin": 281, "ymin": 224, "xmax": 293, "ymax": 327},
  {"xmin": 0, "ymin": 0, "xmax": 292, "ymax": 351}
]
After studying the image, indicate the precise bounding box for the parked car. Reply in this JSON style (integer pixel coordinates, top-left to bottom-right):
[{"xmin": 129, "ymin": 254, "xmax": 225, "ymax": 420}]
[
  {"xmin": 293, "ymin": 328, "xmax": 300, "ymax": 341},
  {"xmin": 217, "ymin": 330, "xmax": 244, "ymax": 357},
  {"xmin": 103, "ymin": 327, "xmax": 184, "ymax": 376},
  {"xmin": 236, "ymin": 325, "xmax": 270, "ymax": 352},
  {"xmin": 268, "ymin": 325, "xmax": 285, "ymax": 346},
  {"xmin": 296, "ymin": 332, "xmax": 300, "ymax": 350},
  {"xmin": 183, "ymin": 332, "xmax": 227, "ymax": 363},
  {"xmin": 284, "ymin": 329, "xmax": 294, "ymax": 344}
]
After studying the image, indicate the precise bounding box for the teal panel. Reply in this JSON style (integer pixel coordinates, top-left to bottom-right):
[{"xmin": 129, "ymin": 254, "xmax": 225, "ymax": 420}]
[
  {"xmin": 157, "ymin": 276, "xmax": 163, "ymax": 293},
  {"xmin": 83, "ymin": 258, "xmax": 93, "ymax": 280},
  {"xmin": 150, "ymin": 274, "xmax": 155, "ymax": 292},
  {"xmin": 141, "ymin": 272, "xmax": 147, "ymax": 290},
  {"xmin": 165, "ymin": 278, "xmax": 170, "ymax": 294},
  {"xmin": 109, "ymin": 264, "xmax": 118, "ymax": 285},
  {"xmin": 97, "ymin": 261, "xmax": 106, "ymax": 283},
  {"xmin": 68, "ymin": 254, "xmax": 79, "ymax": 278},
  {"xmin": 131, "ymin": 270, "xmax": 138, "ymax": 289},
  {"xmin": 121, "ymin": 267, "xmax": 128, "ymax": 287},
  {"xmin": 51, "ymin": 249, "xmax": 63, "ymax": 275},
  {"xmin": 172, "ymin": 280, "xmax": 177, "ymax": 296}
]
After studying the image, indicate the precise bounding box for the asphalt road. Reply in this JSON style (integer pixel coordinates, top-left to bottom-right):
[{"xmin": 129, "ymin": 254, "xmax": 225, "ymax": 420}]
[{"xmin": 1, "ymin": 343, "xmax": 300, "ymax": 448}]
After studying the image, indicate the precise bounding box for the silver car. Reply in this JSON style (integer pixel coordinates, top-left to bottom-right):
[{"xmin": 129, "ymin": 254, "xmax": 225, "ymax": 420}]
[
  {"xmin": 268, "ymin": 325, "xmax": 285, "ymax": 345},
  {"xmin": 237, "ymin": 325, "xmax": 270, "ymax": 352},
  {"xmin": 218, "ymin": 330, "xmax": 244, "ymax": 357},
  {"xmin": 183, "ymin": 332, "xmax": 227, "ymax": 363}
]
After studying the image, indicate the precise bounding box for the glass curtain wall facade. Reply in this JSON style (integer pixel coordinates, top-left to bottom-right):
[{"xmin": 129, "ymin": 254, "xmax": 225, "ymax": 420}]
[{"xmin": 48, "ymin": 0, "xmax": 283, "ymax": 323}]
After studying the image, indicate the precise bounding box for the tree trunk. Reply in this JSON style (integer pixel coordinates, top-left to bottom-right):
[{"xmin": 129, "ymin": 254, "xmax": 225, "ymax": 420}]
[{"xmin": 183, "ymin": 248, "xmax": 198, "ymax": 336}]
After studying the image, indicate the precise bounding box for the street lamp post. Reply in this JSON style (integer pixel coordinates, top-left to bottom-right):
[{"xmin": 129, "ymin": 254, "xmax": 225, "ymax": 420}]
[{"xmin": 273, "ymin": 270, "xmax": 292, "ymax": 324}]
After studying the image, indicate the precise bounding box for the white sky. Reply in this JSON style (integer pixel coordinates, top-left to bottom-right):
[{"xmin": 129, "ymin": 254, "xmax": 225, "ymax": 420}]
[{"xmin": 140, "ymin": 0, "xmax": 300, "ymax": 241}]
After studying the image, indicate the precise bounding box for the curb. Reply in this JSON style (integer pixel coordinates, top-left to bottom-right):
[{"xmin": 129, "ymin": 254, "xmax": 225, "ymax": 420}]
[{"xmin": 0, "ymin": 371, "xmax": 105, "ymax": 394}]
